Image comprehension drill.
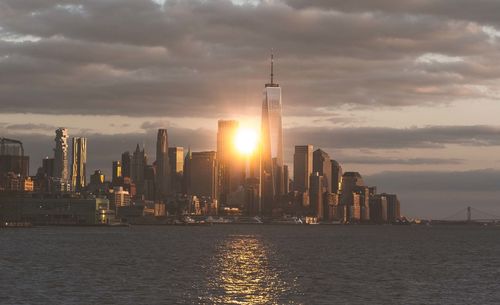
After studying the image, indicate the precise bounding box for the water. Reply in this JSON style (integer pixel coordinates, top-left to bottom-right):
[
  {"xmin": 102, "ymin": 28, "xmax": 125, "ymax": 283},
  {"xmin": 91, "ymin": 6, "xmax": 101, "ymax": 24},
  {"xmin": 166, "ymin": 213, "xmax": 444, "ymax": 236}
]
[{"xmin": 1, "ymin": 225, "xmax": 500, "ymax": 304}]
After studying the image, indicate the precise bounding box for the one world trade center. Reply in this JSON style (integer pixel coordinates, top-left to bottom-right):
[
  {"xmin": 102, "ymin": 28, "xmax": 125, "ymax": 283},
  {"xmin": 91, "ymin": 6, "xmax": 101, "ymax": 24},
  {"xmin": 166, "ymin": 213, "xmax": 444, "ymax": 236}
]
[{"xmin": 260, "ymin": 54, "xmax": 285, "ymax": 216}]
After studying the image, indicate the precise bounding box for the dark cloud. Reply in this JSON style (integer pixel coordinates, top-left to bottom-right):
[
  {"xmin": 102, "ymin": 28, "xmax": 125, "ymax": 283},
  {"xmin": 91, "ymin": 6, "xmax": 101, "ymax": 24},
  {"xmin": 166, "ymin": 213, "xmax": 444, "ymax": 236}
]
[
  {"xmin": 0, "ymin": 0, "xmax": 499, "ymax": 116},
  {"xmin": 283, "ymin": 0, "xmax": 500, "ymax": 28},
  {"xmin": 340, "ymin": 157, "xmax": 463, "ymax": 165},
  {"xmin": 285, "ymin": 125, "xmax": 500, "ymax": 149},
  {"xmin": 4, "ymin": 123, "xmax": 58, "ymax": 132},
  {"xmin": 366, "ymin": 169, "xmax": 500, "ymax": 192},
  {"xmin": 140, "ymin": 120, "xmax": 172, "ymax": 131}
]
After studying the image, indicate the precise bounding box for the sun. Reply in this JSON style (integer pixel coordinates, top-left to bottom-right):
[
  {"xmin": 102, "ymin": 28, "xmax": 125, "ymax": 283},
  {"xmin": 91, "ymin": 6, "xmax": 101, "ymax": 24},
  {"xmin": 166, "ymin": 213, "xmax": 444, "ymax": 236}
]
[{"xmin": 234, "ymin": 128, "xmax": 258, "ymax": 155}]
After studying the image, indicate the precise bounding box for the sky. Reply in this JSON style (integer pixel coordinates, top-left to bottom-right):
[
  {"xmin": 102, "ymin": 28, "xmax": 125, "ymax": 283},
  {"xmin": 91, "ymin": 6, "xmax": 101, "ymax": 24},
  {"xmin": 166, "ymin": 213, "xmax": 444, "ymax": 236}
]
[{"xmin": 1, "ymin": 0, "xmax": 500, "ymax": 218}]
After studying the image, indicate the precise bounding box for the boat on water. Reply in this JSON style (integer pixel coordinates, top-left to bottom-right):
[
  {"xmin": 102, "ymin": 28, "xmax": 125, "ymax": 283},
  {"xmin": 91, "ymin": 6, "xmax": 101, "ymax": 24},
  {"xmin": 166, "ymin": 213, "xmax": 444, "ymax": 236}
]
[{"xmin": 271, "ymin": 216, "xmax": 304, "ymax": 225}]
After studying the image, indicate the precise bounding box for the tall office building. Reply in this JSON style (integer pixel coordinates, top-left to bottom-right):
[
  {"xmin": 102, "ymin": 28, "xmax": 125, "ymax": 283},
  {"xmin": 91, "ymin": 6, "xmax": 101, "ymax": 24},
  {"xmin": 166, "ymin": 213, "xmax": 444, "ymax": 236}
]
[
  {"xmin": 331, "ymin": 160, "xmax": 343, "ymax": 193},
  {"xmin": 156, "ymin": 129, "xmax": 170, "ymax": 200},
  {"xmin": 189, "ymin": 151, "xmax": 217, "ymax": 199},
  {"xmin": 131, "ymin": 144, "xmax": 147, "ymax": 196},
  {"xmin": 309, "ymin": 172, "xmax": 325, "ymax": 220},
  {"xmin": 217, "ymin": 120, "xmax": 244, "ymax": 206},
  {"xmin": 370, "ymin": 194, "xmax": 388, "ymax": 223},
  {"xmin": 384, "ymin": 194, "xmax": 401, "ymax": 222},
  {"xmin": 341, "ymin": 172, "xmax": 365, "ymax": 196},
  {"xmin": 169, "ymin": 147, "xmax": 184, "ymax": 194},
  {"xmin": 340, "ymin": 172, "xmax": 365, "ymax": 222},
  {"xmin": 358, "ymin": 186, "xmax": 371, "ymax": 222},
  {"xmin": 90, "ymin": 169, "xmax": 105, "ymax": 185},
  {"xmin": 121, "ymin": 151, "xmax": 131, "ymax": 178},
  {"xmin": 112, "ymin": 161, "xmax": 122, "ymax": 183},
  {"xmin": 0, "ymin": 138, "xmax": 29, "ymax": 177},
  {"xmin": 182, "ymin": 148, "xmax": 192, "ymax": 194},
  {"xmin": 71, "ymin": 137, "xmax": 87, "ymax": 192},
  {"xmin": 144, "ymin": 164, "xmax": 156, "ymax": 200},
  {"xmin": 260, "ymin": 54, "xmax": 284, "ymax": 215},
  {"xmin": 54, "ymin": 128, "xmax": 69, "ymax": 182},
  {"xmin": 283, "ymin": 164, "xmax": 289, "ymax": 194},
  {"xmin": 42, "ymin": 157, "xmax": 54, "ymax": 177},
  {"xmin": 293, "ymin": 145, "xmax": 313, "ymax": 193},
  {"xmin": 313, "ymin": 149, "xmax": 332, "ymax": 194},
  {"xmin": 168, "ymin": 147, "xmax": 184, "ymax": 174}
]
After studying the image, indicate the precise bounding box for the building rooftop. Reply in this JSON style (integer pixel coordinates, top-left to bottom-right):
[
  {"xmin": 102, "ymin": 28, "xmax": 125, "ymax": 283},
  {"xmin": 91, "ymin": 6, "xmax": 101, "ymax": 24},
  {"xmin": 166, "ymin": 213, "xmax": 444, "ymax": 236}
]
[{"xmin": 343, "ymin": 171, "xmax": 363, "ymax": 178}]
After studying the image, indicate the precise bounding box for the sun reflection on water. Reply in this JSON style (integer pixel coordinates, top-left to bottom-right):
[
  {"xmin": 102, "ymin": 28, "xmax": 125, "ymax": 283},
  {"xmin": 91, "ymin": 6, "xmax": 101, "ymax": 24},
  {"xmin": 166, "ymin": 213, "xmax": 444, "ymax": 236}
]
[{"xmin": 204, "ymin": 234, "xmax": 292, "ymax": 305}]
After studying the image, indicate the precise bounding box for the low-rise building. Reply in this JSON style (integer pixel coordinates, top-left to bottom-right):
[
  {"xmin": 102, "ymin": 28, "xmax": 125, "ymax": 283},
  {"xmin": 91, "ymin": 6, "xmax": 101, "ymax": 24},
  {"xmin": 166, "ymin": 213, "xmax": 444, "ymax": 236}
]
[{"xmin": 0, "ymin": 195, "xmax": 110, "ymax": 225}]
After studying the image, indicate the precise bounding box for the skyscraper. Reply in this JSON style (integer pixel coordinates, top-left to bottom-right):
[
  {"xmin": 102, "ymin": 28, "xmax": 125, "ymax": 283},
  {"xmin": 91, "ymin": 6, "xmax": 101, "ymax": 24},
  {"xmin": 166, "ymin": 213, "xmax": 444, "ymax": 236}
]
[
  {"xmin": 42, "ymin": 157, "xmax": 54, "ymax": 177},
  {"xmin": 313, "ymin": 149, "xmax": 332, "ymax": 194},
  {"xmin": 54, "ymin": 128, "xmax": 69, "ymax": 182},
  {"xmin": 384, "ymin": 193, "xmax": 401, "ymax": 222},
  {"xmin": 340, "ymin": 172, "xmax": 365, "ymax": 222},
  {"xmin": 88, "ymin": 169, "xmax": 105, "ymax": 194},
  {"xmin": 156, "ymin": 129, "xmax": 170, "ymax": 200},
  {"xmin": 283, "ymin": 164, "xmax": 289, "ymax": 194},
  {"xmin": 71, "ymin": 137, "xmax": 87, "ymax": 192},
  {"xmin": 121, "ymin": 151, "xmax": 131, "ymax": 178},
  {"xmin": 168, "ymin": 147, "xmax": 184, "ymax": 174},
  {"xmin": 144, "ymin": 164, "xmax": 156, "ymax": 200},
  {"xmin": 182, "ymin": 147, "xmax": 192, "ymax": 194},
  {"xmin": 131, "ymin": 144, "xmax": 146, "ymax": 196},
  {"xmin": 217, "ymin": 119, "xmax": 244, "ymax": 206},
  {"xmin": 168, "ymin": 147, "xmax": 184, "ymax": 194},
  {"xmin": 112, "ymin": 161, "xmax": 122, "ymax": 183},
  {"xmin": 341, "ymin": 172, "xmax": 364, "ymax": 196},
  {"xmin": 370, "ymin": 194, "xmax": 388, "ymax": 223},
  {"xmin": 309, "ymin": 172, "xmax": 325, "ymax": 220},
  {"xmin": 0, "ymin": 138, "xmax": 29, "ymax": 177},
  {"xmin": 331, "ymin": 160, "xmax": 343, "ymax": 193},
  {"xmin": 293, "ymin": 145, "xmax": 313, "ymax": 193},
  {"xmin": 189, "ymin": 151, "xmax": 217, "ymax": 199},
  {"xmin": 260, "ymin": 54, "xmax": 284, "ymax": 215}
]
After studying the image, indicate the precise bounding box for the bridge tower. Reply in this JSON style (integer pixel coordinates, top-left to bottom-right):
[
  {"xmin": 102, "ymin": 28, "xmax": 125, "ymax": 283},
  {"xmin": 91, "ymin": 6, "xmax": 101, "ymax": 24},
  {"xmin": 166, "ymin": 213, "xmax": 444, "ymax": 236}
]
[{"xmin": 467, "ymin": 206, "xmax": 472, "ymax": 222}]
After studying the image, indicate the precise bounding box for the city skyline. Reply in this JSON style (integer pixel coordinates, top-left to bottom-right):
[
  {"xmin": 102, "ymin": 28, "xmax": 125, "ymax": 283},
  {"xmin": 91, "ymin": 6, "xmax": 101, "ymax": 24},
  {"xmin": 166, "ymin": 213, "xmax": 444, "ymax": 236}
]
[
  {"xmin": 2, "ymin": 0, "xmax": 500, "ymax": 218},
  {"xmin": 2, "ymin": 2, "xmax": 499, "ymax": 305},
  {"xmin": 0, "ymin": 55, "xmax": 401, "ymax": 223}
]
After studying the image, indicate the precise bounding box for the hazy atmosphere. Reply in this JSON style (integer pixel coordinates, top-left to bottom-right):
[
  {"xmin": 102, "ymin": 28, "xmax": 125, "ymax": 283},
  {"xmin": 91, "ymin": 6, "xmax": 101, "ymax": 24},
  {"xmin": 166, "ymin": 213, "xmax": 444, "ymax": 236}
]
[{"xmin": 2, "ymin": 0, "xmax": 500, "ymax": 218}]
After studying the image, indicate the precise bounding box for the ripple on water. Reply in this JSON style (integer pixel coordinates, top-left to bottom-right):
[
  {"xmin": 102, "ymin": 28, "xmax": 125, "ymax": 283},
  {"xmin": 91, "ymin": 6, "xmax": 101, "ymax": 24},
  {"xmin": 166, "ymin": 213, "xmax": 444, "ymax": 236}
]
[{"xmin": 201, "ymin": 234, "xmax": 298, "ymax": 305}]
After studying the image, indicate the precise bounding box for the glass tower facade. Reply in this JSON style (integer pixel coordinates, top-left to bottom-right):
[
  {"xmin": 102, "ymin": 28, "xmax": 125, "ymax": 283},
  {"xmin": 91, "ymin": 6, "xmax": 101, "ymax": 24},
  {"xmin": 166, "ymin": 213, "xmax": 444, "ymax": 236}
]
[
  {"xmin": 156, "ymin": 129, "xmax": 170, "ymax": 200},
  {"xmin": 260, "ymin": 55, "xmax": 284, "ymax": 215},
  {"xmin": 54, "ymin": 128, "xmax": 69, "ymax": 183},
  {"xmin": 71, "ymin": 137, "xmax": 87, "ymax": 192}
]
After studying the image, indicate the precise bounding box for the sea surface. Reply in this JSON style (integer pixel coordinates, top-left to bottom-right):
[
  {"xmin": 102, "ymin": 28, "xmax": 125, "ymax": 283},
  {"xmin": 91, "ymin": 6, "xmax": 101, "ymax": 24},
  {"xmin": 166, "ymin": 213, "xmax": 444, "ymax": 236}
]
[{"xmin": 1, "ymin": 225, "xmax": 500, "ymax": 305}]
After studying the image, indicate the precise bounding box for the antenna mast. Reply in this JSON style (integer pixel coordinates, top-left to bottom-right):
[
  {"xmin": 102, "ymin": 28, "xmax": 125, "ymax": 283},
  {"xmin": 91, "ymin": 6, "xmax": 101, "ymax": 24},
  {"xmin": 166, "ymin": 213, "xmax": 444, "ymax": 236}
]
[{"xmin": 271, "ymin": 53, "xmax": 274, "ymax": 84}]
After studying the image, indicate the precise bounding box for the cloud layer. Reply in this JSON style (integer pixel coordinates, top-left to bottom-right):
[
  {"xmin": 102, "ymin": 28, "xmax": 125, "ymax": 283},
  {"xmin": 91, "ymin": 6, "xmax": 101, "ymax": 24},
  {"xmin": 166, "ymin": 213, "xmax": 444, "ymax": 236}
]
[
  {"xmin": 285, "ymin": 125, "xmax": 500, "ymax": 149},
  {"xmin": 1, "ymin": 0, "xmax": 500, "ymax": 117}
]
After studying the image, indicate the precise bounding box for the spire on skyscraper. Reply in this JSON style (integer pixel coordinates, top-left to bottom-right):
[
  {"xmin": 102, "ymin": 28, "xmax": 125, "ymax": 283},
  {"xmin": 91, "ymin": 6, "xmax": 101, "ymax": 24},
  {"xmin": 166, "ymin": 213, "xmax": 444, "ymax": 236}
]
[
  {"xmin": 156, "ymin": 129, "xmax": 170, "ymax": 200},
  {"xmin": 271, "ymin": 53, "xmax": 274, "ymax": 85},
  {"xmin": 266, "ymin": 52, "xmax": 279, "ymax": 88}
]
